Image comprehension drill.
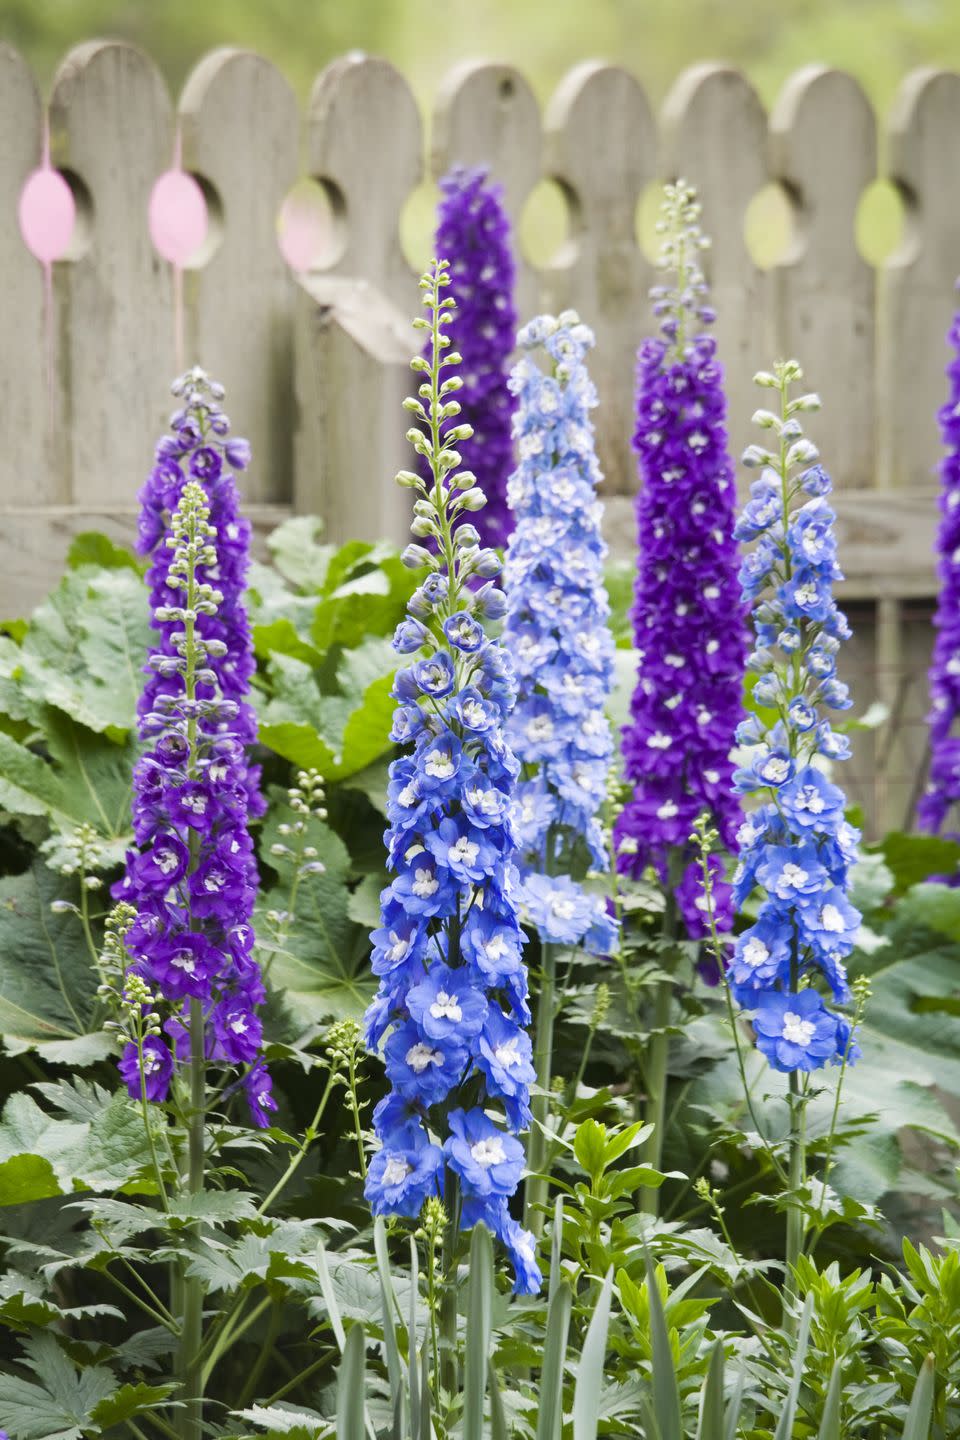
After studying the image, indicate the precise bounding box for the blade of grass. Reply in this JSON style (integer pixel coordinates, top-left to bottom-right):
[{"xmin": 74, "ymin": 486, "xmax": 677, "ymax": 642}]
[
  {"xmin": 902, "ymin": 1354, "xmax": 936, "ymax": 1440},
  {"xmin": 536, "ymin": 1279, "xmax": 573, "ymax": 1440},
  {"xmin": 645, "ymin": 1251, "xmax": 682, "ymax": 1440},
  {"xmin": 572, "ymin": 1267, "xmax": 613, "ymax": 1440},
  {"xmin": 816, "ymin": 1360, "xmax": 843, "ymax": 1440},
  {"xmin": 696, "ymin": 1340, "xmax": 726, "ymax": 1440},
  {"xmin": 464, "ymin": 1225, "xmax": 494, "ymax": 1440},
  {"xmin": 773, "ymin": 1294, "xmax": 813, "ymax": 1440},
  {"xmin": 336, "ymin": 1324, "xmax": 366, "ymax": 1440},
  {"xmin": 374, "ymin": 1217, "xmax": 403, "ymax": 1404},
  {"xmin": 489, "ymin": 1355, "xmax": 509, "ymax": 1440}
]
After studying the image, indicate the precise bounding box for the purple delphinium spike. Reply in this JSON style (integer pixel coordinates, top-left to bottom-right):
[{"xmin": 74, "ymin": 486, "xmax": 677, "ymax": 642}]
[
  {"xmin": 425, "ymin": 167, "xmax": 517, "ymax": 548},
  {"xmin": 363, "ymin": 259, "xmax": 539, "ymax": 1294},
  {"xmin": 135, "ymin": 367, "xmax": 264, "ymax": 821},
  {"xmin": 115, "ymin": 374, "xmax": 271, "ymax": 1127},
  {"xmin": 919, "ymin": 303, "xmax": 960, "ymax": 838},
  {"xmin": 616, "ymin": 181, "xmax": 747, "ymax": 939}
]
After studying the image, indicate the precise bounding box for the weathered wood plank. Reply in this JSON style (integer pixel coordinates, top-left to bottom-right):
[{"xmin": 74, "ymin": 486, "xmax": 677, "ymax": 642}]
[
  {"xmin": 0, "ymin": 46, "xmax": 58, "ymax": 504},
  {"xmin": 48, "ymin": 42, "xmax": 173, "ymax": 509},
  {"xmin": 770, "ymin": 67, "xmax": 876, "ymax": 492},
  {"xmin": 432, "ymin": 61, "xmax": 541, "ymax": 320},
  {"xmin": 881, "ymin": 68, "xmax": 960, "ymax": 494},
  {"xmin": 543, "ymin": 63, "xmax": 656, "ymax": 498},
  {"xmin": 293, "ymin": 273, "xmax": 413, "ymax": 546},
  {"xmin": 0, "ymin": 503, "xmax": 291, "ymax": 616},
  {"xmin": 179, "ymin": 48, "xmax": 300, "ymax": 504},
  {"xmin": 661, "ymin": 65, "xmax": 768, "ymax": 476},
  {"xmin": 306, "ymin": 54, "xmax": 421, "ymax": 315}
]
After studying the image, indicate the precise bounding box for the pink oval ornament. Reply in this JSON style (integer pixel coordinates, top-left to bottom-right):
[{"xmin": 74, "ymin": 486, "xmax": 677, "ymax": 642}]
[
  {"xmin": 149, "ymin": 170, "xmax": 208, "ymax": 267},
  {"xmin": 19, "ymin": 168, "xmax": 76, "ymax": 264}
]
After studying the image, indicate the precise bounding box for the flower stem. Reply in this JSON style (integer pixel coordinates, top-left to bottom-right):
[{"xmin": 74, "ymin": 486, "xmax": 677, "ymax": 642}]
[
  {"xmin": 177, "ymin": 997, "xmax": 206, "ymax": 1440},
  {"xmin": 439, "ymin": 1169, "xmax": 460, "ymax": 1398},
  {"xmin": 524, "ymin": 938, "xmax": 556, "ymax": 1238},
  {"xmin": 640, "ymin": 974, "xmax": 673, "ymax": 1215},
  {"xmin": 784, "ymin": 1066, "xmax": 805, "ymax": 1331}
]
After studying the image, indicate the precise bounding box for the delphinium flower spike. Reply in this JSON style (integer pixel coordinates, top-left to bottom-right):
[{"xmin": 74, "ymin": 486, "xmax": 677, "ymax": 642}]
[
  {"xmin": 617, "ymin": 180, "xmax": 746, "ymax": 934},
  {"xmin": 918, "ymin": 299, "xmax": 960, "ymax": 839},
  {"xmin": 425, "ymin": 168, "xmax": 518, "ymax": 548},
  {"xmin": 730, "ymin": 360, "xmax": 861, "ymax": 1073},
  {"xmin": 114, "ymin": 377, "xmax": 271, "ymax": 1128},
  {"xmin": 501, "ymin": 310, "xmax": 617, "ymax": 1230},
  {"xmin": 615, "ymin": 181, "xmax": 747, "ymax": 1204},
  {"xmin": 364, "ymin": 258, "xmax": 540, "ymax": 1296}
]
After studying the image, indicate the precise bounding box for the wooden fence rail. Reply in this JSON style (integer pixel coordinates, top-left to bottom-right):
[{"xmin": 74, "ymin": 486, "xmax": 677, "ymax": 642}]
[{"xmin": 2, "ymin": 42, "xmax": 960, "ymax": 830}]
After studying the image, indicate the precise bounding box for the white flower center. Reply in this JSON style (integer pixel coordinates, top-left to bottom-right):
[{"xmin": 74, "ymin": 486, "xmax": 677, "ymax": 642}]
[
  {"xmin": 386, "ymin": 932, "xmax": 409, "ymax": 964},
  {"xmin": 526, "ymin": 716, "xmax": 554, "ymax": 742},
  {"xmin": 484, "ymin": 935, "xmax": 508, "ymax": 962},
  {"xmin": 795, "ymin": 584, "xmax": 819, "ymax": 607},
  {"xmin": 742, "ymin": 938, "xmax": 769, "ymax": 969},
  {"xmin": 797, "ymin": 787, "xmax": 825, "ymax": 814},
  {"xmin": 647, "ymin": 732, "xmax": 673, "ymax": 750},
  {"xmin": 143, "ymin": 1051, "xmax": 161, "ymax": 1075},
  {"xmin": 781, "ymin": 864, "xmax": 808, "ymax": 889},
  {"xmin": 412, "ymin": 867, "xmax": 439, "ymax": 898},
  {"xmin": 398, "ymin": 783, "xmax": 418, "ymax": 808},
  {"xmin": 657, "ymin": 800, "xmax": 679, "ymax": 819},
  {"xmin": 429, "ymin": 991, "xmax": 462, "ymax": 1023},
  {"xmin": 157, "ymin": 848, "xmax": 179, "ymax": 874},
  {"xmin": 171, "ymin": 950, "xmax": 196, "ymax": 974},
  {"xmin": 471, "ymin": 1137, "xmax": 507, "ymax": 1168},
  {"xmin": 494, "ymin": 1038, "xmax": 521, "ymax": 1069},
  {"xmin": 462, "ymin": 700, "xmax": 486, "ymax": 726},
  {"xmin": 406, "ymin": 1042, "xmax": 443, "ymax": 1073},
  {"xmin": 383, "ymin": 1157, "xmax": 413, "ymax": 1186},
  {"xmin": 820, "ymin": 904, "xmax": 845, "ymax": 932},
  {"xmin": 549, "ymin": 896, "xmax": 577, "ymax": 920},
  {"xmin": 762, "ymin": 757, "xmax": 789, "ymax": 783},
  {"xmin": 781, "ymin": 1011, "xmax": 815, "ymax": 1047},
  {"xmin": 449, "ymin": 837, "xmax": 480, "ymax": 867},
  {"xmin": 425, "ymin": 751, "xmax": 454, "ymax": 780}
]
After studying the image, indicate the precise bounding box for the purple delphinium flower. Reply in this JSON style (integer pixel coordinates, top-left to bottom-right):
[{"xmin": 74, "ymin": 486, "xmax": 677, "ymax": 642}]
[
  {"xmin": 423, "ymin": 168, "xmax": 518, "ymax": 549},
  {"xmin": 919, "ymin": 302, "xmax": 960, "ymax": 840},
  {"xmin": 364, "ymin": 259, "xmax": 539, "ymax": 1294},
  {"xmin": 730, "ymin": 359, "xmax": 861, "ymax": 1072},
  {"xmin": 503, "ymin": 311, "xmax": 617, "ymax": 957},
  {"xmin": 135, "ymin": 367, "xmax": 264, "ymax": 821},
  {"xmin": 616, "ymin": 181, "xmax": 747, "ymax": 940},
  {"xmin": 115, "ymin": 406, "xmax": 271, "ymax": 1127}
]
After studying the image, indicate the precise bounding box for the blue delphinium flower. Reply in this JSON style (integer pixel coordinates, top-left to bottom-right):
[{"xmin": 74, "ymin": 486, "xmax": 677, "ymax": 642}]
[
  {"xmin": 363, "ymin": 258, "xmax": 539, "ymax": 1294},
  {"xmin": 503, "ymin": 312, "xmax": 617, "ymax": 955},
  {"xmin": 115, "ymin": 469, "xmax": 271, "ymax": 1126},
  {"xmin": 919, "ymin": 302, "xmax": 960, "ymax": 839},
  {"xmin": 730, "ymin": 360, "xmax": 861, "ymax": 1074}
]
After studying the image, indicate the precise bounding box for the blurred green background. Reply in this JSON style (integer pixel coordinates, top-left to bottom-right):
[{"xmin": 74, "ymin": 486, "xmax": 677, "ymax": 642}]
[
  {"xmin": 3, "ymin": 0, "xmax": 958, "ymax": 110},
  {"xmin": 3, "ymin": 0, "xmax": 954, "ymax": 268}
]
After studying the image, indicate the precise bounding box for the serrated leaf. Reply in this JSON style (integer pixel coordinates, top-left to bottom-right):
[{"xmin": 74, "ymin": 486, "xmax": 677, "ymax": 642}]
[
  {"xmin": 0, "ymin": 1152, "xmax": 61, "ymax": 1206},
  {"xmin": 66, "ymin": 532, "xmax": 142, "ymax": 574},
  {"xmin": 235, "ymin": 1404, "xmax": 325, "ymax": 1437},
  {"xmin": 89, "ymin": 1381, "xmax": 176, "ymax": 1428},
  {"xmin": 267, "ymin": 516, "xmax": 334, "ymax": 592},
  {"xmin": 0, "ymin": 1084, "xmax": 152, "ymax": 1201},
  {"xmin": 18, "ymin": 568, "xmax": 147, "ymax": 737},
  {"xmin": 0, "ymin": 1331, "xmax": 116, "ymax": 1440}
]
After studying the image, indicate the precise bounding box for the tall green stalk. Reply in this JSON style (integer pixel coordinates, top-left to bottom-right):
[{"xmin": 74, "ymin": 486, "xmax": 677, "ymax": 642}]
[{"xmin": 524, "ymin": 939, "xmax": 557, "ymax": 1238}]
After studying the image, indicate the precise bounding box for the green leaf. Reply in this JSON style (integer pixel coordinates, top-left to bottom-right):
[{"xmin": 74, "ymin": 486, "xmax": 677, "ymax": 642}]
[
  {"xmin": 880, "ymin": 832, "xmax": 960, "ymax": 894},
  {"xmin": 645, "ymin": 1252, "xmax": 682, "ymax": 1440},
  {"xmin": 898, "ymin": 882, "xmax": 960, "ymax": 942},
  {"xmin": 0, "ymin": 1331, "xmax": 116, "ymax": 1440},
  {"xmin": 0, "ymin": 1084, "xmax": 152, "ymax": 1202},
  {"xmin": 89, "ymin": 1382, "xmax": 176, "ymax": 1429},
  {"xmin": 573, "ymin": 1267, "xmax": 613, "ymax": 1440},
  {"xmin": 0, "ymin": 1152, "xmax": 61, "ymax": 1206},
  {"xmin": 0, "ymin": 862, "xmax": 100, "ymax": 1051},
  {"xmin": 488, "ymin": 1357, "xmax": 509, "ymax": 1440},
  {"xmin": 236, "ymin": 1405, "xmax": 325, "ymax": 1437},
  {"xmin": 373, "ymin": 1218, "xmax": 403, "ymax": 1405},
  {"xmin": 816, "ymin": 1361, "xmax": 843, "ymax": 1440},
  {"xmin": 17, "ymin": 568, "xmax": 147, "ymax": 737},
  {"xmin": 267, "ymin": 515, "xmax": 334, "ymax": 592},
  {"xmin": 695, "ymin": 1340, "xmax": 725, "ymax": 1440},
  {"xmin": 536, "ymin": 1279, "xmax": 572, "ymax": 1440},
  {"xmin": 66, "ymin": 532, "xmax": 142, "ymax": 574},
  {"xmin": 573, "ymin": 1120, "xmax": 608, "ymax": 1182},
  {"xmin": 464, "ymin": 1224, "xmax": 493, "ymax": 1440},
  {"xmin": 848, "ymin": 853, "xmax": 894, "ymax": 912},
  {"xmin": 772, "ymin": 1296, "xmax": 813, "ymax": 1440},
  {"xmin": 258, "ymin": 805, "xmax": 371, "ymax": 1022},
  {"xmin": 336, "ymin": 1324, "xmax": 367, "ymax": 1440},
  {"xmin": 902, "ymin": 1354, "xmax": 935, "ymax": 1440}
]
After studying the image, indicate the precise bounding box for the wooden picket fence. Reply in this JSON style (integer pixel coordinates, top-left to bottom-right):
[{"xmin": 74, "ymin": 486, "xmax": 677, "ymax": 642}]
[{"xmin": 2, "ymin": 42, "xmax": 960, "ymax": 831}]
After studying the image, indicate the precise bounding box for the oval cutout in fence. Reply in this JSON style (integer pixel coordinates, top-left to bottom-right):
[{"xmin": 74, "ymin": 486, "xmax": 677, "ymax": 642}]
[
  {"xmin": 19, "ymin": 167, "xmax": 76, "ymax": 264},
  {"xmin": 149, "ymin": 169, "xmax": 208, "ymax": 267}
]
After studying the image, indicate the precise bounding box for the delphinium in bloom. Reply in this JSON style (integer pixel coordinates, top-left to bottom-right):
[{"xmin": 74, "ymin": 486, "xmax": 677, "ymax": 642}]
[
  {"xmin": 730, "ymin": 359, "xmax": 862, "ymax": 1079},
  {"xmin": 918, "ymin": 299, "xmax": 960, "ymax": 840},
  {"xmin": 425, "ymin": 167, "xmax": 517, "ymax": 549},
  {"xmin": 616, "ymin": 180, "xmax": 746, "ymax": 939},
  {"xmin": 134, "ymin": 367, "xmax": 263, "ymax": 821},
  {"xmin": 364, "ymin": 258, "xmax": 539, "ymax": 1296},
  {"xmin": 501, "ymin": 309, "xmax": 617, "ymax": 1228},
  {"xmin": 115, "ymin": 378, "xmax": 271, "ymax": 1127}
]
